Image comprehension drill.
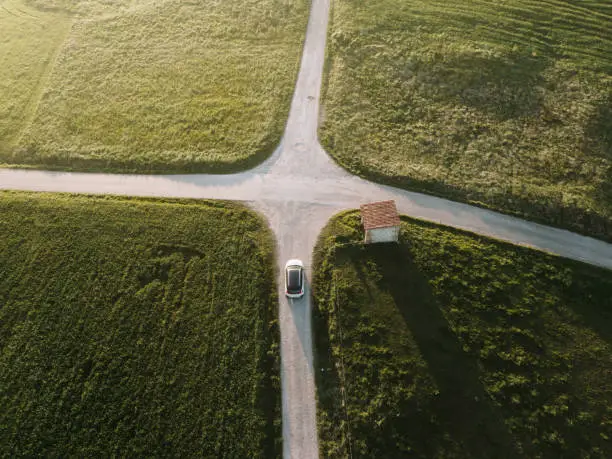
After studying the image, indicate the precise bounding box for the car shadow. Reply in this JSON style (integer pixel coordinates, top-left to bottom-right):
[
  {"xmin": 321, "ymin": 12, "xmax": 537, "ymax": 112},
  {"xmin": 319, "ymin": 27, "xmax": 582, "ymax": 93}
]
[{"xmin": 285, "ymin": 274, "xmax": 315, "ymax": 372}]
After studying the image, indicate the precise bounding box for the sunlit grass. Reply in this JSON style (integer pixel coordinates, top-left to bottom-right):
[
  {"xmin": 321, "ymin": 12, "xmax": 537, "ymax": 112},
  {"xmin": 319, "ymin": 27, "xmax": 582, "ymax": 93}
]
[
  {"xmin": 0, "ymin": 0, "xmax": 71, "ymax": 153},
  {"xmin": 1, "ymin": 0, "xmax": 309, "ymax": 172},
  {"xmin": 321, "ymin": 0, "xmax": 612, "ymax": 240}
]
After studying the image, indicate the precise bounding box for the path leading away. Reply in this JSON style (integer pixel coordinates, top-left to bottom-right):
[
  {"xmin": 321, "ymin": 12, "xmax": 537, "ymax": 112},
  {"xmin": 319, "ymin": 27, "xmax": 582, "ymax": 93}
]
[{"xmin": 2, "ymin": 0, "xmax": 612, "ymax": 457}]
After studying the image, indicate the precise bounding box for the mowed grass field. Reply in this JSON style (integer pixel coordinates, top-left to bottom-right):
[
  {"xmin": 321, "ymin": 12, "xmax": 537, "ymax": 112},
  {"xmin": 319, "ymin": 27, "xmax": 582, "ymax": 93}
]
[
  {"xmin": 0, "ymin": 1, "xmax": 71, "ymax": 153},
  {"xmin": 320, "ymin": 0, "xmax": 612, "ymax": 241},
  {"xmin": 0, "ymin": 192, "xmax": 281, "ymax": 457},
  {"xmin": 313, "ymin": 211, "xmax": 612, "ymax": 458},
  {"xmin": 0, "ymin": 0, "xmax": 309, "ymax": 173}
]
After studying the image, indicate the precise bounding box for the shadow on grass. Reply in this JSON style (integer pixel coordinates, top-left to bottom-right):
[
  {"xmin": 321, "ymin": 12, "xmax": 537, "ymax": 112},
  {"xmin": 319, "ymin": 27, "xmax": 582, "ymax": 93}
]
[
  {"xmin": 564, "ymin": 259, "xmax": 612, "ymax": 346},
  {"xmin": 259, "ymin": 315, "xmax": 282, "ymax": 459},
  {"xmin": 365, "ymin": 243, "xmax": 522, "ymax": 459},
  {"xmin": 420, "ymin": 52, "xmax": 548, "ymax": 121},
  {"xmin": 588, "ymin": 93, "xmax": 612, "ymax": 221},
  {"xmin": 312, "ymin": 294, "xmax": 350, "ymax": 457},
  {"xmin": 588, "ymin": 93, "xmax": 612, "ymax": 160},
  {"xmin": 313, "ymin": 239, "xmax": 522, "ymax": 458},
  {"xmin": 557, "ymin": 261, "xmax": 612, "ymax": 456}
]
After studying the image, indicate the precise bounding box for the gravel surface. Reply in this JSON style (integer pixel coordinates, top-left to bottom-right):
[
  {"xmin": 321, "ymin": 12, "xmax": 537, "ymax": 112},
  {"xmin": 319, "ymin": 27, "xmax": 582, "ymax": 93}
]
[{"xmin": 2, "ymin": 0, "xmax": 612, "ymax": 457}]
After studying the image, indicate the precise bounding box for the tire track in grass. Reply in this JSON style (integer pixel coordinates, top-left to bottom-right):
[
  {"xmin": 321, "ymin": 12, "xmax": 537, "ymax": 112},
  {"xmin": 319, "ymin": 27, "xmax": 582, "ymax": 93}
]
[
  {"xmin": 7, "ymin": 4, "xmax": 73, "ymax": 152},
  {"xmin": 1, "ymin": 4, "xmax": 19, "ymax": 17}
]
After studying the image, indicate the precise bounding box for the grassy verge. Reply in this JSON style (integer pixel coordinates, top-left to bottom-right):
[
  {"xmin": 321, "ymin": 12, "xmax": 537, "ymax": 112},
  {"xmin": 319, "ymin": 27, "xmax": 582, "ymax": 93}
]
[
  {"xmin": 1, "ymin": 0, "xmax": 309, "ymax": 173},
  {"xmin": 320, "ymin": 0, "xmax": 612, "ymax": 241},
  {"xmin": 313, "ymin": 210, "xmax": 612, "ymax": 458},
  {"xmin": 0, "ymin": 192, "xmax": 281, "ymax": 457}
]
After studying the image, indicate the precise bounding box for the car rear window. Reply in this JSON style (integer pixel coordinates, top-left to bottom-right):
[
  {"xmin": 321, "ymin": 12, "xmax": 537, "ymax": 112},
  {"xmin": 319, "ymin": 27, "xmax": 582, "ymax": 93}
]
[{"xmin": 287, "ymin": 268, "xmax": 301, "ymax": 291}]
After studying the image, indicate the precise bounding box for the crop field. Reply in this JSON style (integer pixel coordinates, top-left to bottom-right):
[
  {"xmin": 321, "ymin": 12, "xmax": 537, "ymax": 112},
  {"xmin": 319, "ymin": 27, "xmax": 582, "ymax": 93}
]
[
  {"xmin": 313, "ymin": 211, "xmax": 612, "ymax": 458},
  {"xmin": 320, "ymin": 0, "xmax": 612, "ymax": 241},
  {"xmin": 0, "ymin": 0, "xmax": 309, "ymax": 173},
  {"xmin": 0, "ymin": 192, "xmax": 280, "ymax": 457}
]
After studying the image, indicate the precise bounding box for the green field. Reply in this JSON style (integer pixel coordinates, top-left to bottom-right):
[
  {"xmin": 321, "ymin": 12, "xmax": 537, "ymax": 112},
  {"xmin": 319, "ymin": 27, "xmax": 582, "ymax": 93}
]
[
  {"xmin": 0, "ymin": 0, "xmax": 308, "ymax": 173},
  {"xmin": 313, "ymin": 211, "xmax": 612, "ymax": 458},
  {"xmin": 0, "ymin": 1, "xmax": 72, "ymax": 154},
  {"xmin": 0, "ymin": 192, "xmax": 280, "ymax": 457},
  {"xmin": 320, "ymin": 0, "xmax": 612, "ymax": 241}
]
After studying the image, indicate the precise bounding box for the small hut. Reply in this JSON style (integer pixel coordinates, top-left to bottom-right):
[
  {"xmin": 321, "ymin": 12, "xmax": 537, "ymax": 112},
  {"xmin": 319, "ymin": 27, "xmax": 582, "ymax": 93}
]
[{"xmin": 360, "ymin": 200, "xmax": 401, "ymax": 244}]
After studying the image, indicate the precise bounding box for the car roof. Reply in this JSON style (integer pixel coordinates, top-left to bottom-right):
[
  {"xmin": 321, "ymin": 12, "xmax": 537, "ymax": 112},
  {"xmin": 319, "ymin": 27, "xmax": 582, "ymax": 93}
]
[{"xmin": 287, "ymin": 267, "xmax": 302, "ymax": 289}]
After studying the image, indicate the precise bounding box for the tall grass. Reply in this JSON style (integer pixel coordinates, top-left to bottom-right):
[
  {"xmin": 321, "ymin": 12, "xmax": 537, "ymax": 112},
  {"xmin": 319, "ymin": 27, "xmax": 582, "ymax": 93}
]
[
  {"xmin": 320, "ymin": 0, "xmax": 612, "ymax": 241},
  {"xmin": 0, "ymin": 192, "xmax": 281, "ymax": 457},
  {"xmin": 313, "ymin": 210, "xmax": 612, "ymax": 458},
  {"xmin": 1, "ymin": 0, "xmax": 309, "ymax": 173}
]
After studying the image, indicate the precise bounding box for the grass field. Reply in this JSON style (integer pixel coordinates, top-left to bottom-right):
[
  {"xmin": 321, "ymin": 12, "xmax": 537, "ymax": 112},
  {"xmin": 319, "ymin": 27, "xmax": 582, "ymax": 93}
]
[
  {"xmin": 0, "ymin": 192, "xmax": 281, "ymax": 457},
  {"xmin": 0, "ymin": 0, "xmax": 309, "ymax": 173},
  {"xmin": 313, "ymin": 211, "xmax": 612, "ymax": 458},
  {"xmin": 0, "ymin": 1, "xmax": 71, "ymax": 153},
  {"xmin": 320, "ymin": 0, "xmax": 612, "ymax": 241}
]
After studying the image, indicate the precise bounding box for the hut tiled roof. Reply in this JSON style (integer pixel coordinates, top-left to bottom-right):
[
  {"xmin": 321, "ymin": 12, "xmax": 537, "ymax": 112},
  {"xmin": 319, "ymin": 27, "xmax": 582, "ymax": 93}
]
[{"xmin": 360, "ymin": 200, "xmax": 401, "ymax": 230}]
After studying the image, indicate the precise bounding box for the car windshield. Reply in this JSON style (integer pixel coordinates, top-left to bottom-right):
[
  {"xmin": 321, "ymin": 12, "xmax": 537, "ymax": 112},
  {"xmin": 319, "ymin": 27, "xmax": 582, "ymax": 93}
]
[{"xmin": 286, "ymin": 267, "xmax": 302, "ymax": 292}]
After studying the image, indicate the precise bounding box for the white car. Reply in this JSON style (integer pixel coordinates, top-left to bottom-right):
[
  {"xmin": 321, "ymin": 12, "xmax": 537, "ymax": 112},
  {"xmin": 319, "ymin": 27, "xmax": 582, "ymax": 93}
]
[{"xmin": 285, "ymin": 259, "xmax": 304, "ymax": 298}]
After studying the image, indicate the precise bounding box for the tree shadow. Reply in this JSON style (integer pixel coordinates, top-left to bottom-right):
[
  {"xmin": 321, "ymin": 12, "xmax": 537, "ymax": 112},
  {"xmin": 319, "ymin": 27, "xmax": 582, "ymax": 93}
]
[
  {"xmin": 562, "ymin": 258, "xmax": 612, "ymax": 346},
  {"xmin": 312, "ymin": 274, "xmax": 352, "ymax": 458},
  {"xmin": 366, "ymin": 242, "xmax": 523, "ymax": 459},
  {"xmin": 586, "ymin": 91, "xmax": 612, "ymax": 219},
  {"xmin": 259, "ymin": 309, "xmax": 282, "ymax": 459},
  {"xmin": 414, "ymin": 51, "xmax": 549, "ymax": 121}
]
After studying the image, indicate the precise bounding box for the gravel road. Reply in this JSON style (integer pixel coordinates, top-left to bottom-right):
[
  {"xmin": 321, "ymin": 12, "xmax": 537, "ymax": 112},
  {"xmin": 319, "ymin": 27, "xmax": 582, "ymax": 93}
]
[{"xmin": 1, "ymin": 0, "xmax": 612, "ymax": 457}]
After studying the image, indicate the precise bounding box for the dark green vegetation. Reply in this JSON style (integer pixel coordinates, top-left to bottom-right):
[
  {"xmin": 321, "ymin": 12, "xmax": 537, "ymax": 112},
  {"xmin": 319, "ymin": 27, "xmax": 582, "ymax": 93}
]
[
  {"xmin": 313, "ymin": 210, "xmax": 612, "ymax": 458},
  {"xmin": 320, "ymin": 0, "xmax": 612, "ymax": 241},
  {"xmin": 0, "ymin": 0, "xmax": 308, "ymax": 173},
  {"xmin": 0, "ymin": 192, "xmax": 280, "ymax": 457}
]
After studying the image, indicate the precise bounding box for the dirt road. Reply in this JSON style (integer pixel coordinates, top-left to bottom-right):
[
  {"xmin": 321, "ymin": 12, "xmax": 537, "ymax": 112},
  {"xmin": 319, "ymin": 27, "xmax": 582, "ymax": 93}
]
[{"xmin": 2, "ymin": 0, "xmax": 612, "ymax": 457}]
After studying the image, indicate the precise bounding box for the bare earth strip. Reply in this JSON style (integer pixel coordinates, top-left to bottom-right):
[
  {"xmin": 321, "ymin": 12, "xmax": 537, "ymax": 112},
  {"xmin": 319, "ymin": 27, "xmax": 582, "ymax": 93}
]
[{"xmin": 1, "ymin": 0, "xmax": 612, "ymax": 457}]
